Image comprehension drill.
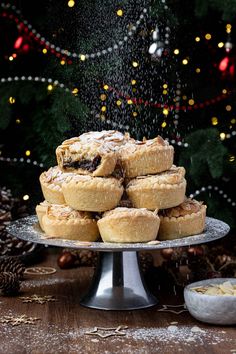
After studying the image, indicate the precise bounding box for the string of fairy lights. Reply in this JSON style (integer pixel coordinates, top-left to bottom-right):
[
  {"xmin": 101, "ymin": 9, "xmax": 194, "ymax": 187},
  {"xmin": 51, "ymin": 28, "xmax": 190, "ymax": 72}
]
[
  {"xmin": 0, "ymin": 1, "xmax": 235, "ymax": 207},
  {"xmin": 1, "ymin": 75, "xmax": 236, "ymax": 140},
  {"xmin": 0, "ymin": 3, "xmax": 147, "ymax": 60},
  {"xmin": 0, "ymin": 156, "xmax": 44, "ymax": 168},
  {"xmin": 1, "ymin": 75, "xmax": 235, "ymax": 114},
  {"xmin": 0, "ymin": 155, "xmax": 235, "ymax": 207},
  {"xmin": 102, "ymin": 82, "xmax": 232, "ymax": 111},
  {"xmin": 0, "ymin": 75, "xmax": 131, "ymax": 130},
  {"xmin": 190, "ymin": 185, "xmax": 236, "ymax": 208},
  {"xmin": 0, "ymin": 75, "xmax": 71, "ymax": 92},
  {"xmin": 1, "ymin": 0, "xmax": 236, "ymax": 135}
]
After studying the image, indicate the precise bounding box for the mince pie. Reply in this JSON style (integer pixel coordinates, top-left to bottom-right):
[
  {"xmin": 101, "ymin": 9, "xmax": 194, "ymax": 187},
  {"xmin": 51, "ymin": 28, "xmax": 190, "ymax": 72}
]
[
  {"xmin": 39, "ymin": 166, "xmax": 74, "ymax": 204},
  {"xmin": 62, "ymin": 175, "xmax": 124, "ymax": 212},
  {"xmin": 56, "ymin": 130, "xmax": 129, "ymax": 177},
  {"xmin": 119, "ymin": 135, "xmax": 174, "ymax": 178},
  {"xmin": 126, "ymin": 166, "xmax": 186, "ymax": 210},
  {"xmin": 158, "ymin": 198, "xmax": 207, "ymax": 240},
  {"xmin": 40, "ymin": 204, "xmax": 99, "ymax": 241},
  {"xmin": 36, "ymin": 200, "xmax": 51, "ymax": 231},
  {"xmin": 97, "ymin": 207, "xmax": 160, "ymax": 243}
]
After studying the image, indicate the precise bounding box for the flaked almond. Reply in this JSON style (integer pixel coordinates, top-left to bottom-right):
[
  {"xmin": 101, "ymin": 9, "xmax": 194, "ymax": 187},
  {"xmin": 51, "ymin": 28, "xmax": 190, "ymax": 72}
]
[
  {"xmin": 146, "ymin": 140, "xmax": 155, "ymax": 146},
  {"xmin": 156, "ymin": 135, "xmax": 166, "ymax": 146},
  {"xmin": 135, "ymin": 141, "xmax": 146, "ymax": 145},
  {"xmin": 74, "ymin": 241, "xmax": 92, "ymax": 246},
  {"xmin": 147, "ymin": 240, "xmax": 161, "ymax": 245}
]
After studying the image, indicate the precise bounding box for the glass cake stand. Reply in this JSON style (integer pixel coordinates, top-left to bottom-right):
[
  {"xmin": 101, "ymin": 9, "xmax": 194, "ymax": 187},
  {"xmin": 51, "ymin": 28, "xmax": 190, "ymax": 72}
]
[{"xmin": 7, "ymin": 215, "xmax": 229, "ymax": 311}]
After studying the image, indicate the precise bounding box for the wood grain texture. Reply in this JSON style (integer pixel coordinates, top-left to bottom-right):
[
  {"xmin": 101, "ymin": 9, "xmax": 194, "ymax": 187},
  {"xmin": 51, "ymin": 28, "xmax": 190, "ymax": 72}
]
[{"xmin": 0, "ymin": 248, "xmax": 235, "ymax": 354}]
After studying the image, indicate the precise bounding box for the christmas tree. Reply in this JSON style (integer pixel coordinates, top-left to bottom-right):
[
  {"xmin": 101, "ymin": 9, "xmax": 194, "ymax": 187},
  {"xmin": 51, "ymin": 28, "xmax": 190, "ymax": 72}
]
[{"xmin": 0, "ymin": 0, "xmax": 235, "ymax": 229}]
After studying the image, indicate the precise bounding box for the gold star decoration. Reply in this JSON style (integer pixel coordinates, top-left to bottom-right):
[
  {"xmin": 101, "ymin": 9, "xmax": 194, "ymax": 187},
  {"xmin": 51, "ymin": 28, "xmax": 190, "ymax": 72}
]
[
  {"xmin": 85, "ymin": 325, "xmax": 128, "ymax": 338},
  {"xmin": 24, "ymin": 267, "xmax": 57, "ymax": 275},
  {"xmin": 0, "ymin": 314, "xmax": 40, "ymax": 326},
  {"xmin": 19, "ymin": 294, "xmax": 56, "ymax": 304},
  {"xmin": 157, "ymin": 304, "xmax": 187, "ymax": 315}
]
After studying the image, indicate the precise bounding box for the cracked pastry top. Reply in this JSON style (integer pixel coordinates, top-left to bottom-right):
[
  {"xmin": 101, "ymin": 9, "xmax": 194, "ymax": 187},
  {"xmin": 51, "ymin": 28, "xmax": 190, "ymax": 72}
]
[
  {"xmin": 56, "ymin": 131, "xmax": 174, "ymax": 178},
  {"xmin": 37, "ymin": 203, "xmax": 99, "ymax": 241},
  {"xmin": 126, "ymin": 166, "xmax": 186, "ymax": 210},
  {"xmin": 158, "ymin": 198, "xmax": 207, "ymax": 240},
  {"xmin": 119, "ymin": 135, "xmax": 174, "ymax": 177},
  {"xmin": 159, "ymin": 198, "xmax": 205, "ymax": 218},
  {"xmin": 56, "ymin": 130, "xmax": 130, "ymax": 177},
  {"xmin": 45, "ymin": 204, "xmax": 92, "ymax": 220},
  {"xmin": 126, "ymin": 165, "xmax": 185, "ymax": 188},
  {"xmin": 39, "ymin": 166, "xmax": 74, "ymax": 204}
]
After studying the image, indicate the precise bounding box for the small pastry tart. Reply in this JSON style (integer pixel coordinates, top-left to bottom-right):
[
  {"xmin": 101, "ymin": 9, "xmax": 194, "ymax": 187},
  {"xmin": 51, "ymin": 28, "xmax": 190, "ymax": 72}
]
[
  {"xmin": 41, "ymin": 204, "xmax": 99, "ymax": 241},
  {"xmin": 97, "ymin": 207, "xmax": 160, "ymax": 243},
  {"xmin": 62, "ymin": 175, "xmax": 124, "ymax": 212},
  {"xmin": 39, "ymin": 166, "xmax": 74, "ymax": 204},
  {"xmin": 126, "ymin": 166, "xmax": 186, "ymax": 210},
  {"xmin": 56, "ymin": 130, "xmax": 129, "ymax": 177},
  {"xmin": 119, "ymin": 135, "xmax": 174, "ymax": 178},
  {"xmin": 35, "ymin": 200, "xmax": 51, "ymax": 231},
  {"xmin": 158, "ymin": 198, "xmax": 207, "ymax": 240}
]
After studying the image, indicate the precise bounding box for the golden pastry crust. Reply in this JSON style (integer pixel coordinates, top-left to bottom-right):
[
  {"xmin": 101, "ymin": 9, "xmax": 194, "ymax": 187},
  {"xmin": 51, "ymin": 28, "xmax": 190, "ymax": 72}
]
[
  {"xmin": 119, "ymin": 136, "xmax": 174, "ymax": 177},
  {"xmin": 39, "ymin": 166, "xmax": 74, "ymax": 204},
  {"xmin": 35, "ymin": 201, "xmax": 51, "ymax": 231},
  {"xmin": 56, "ymin": 131, "xmax": 129, "ymax": 177},
  {"xmin": 158, "ymin": 199, "xmax": 207, "ymax": 240},
  {"xmin": 41, "ymin": 204, "xmax": 99, "ymax": 241},
  {"xmin": 97, "ymin": 207, "xmax": 160, "ymax": 243},
  {"xmin": 62, "ymin": 175, "xmax": 124, "ymax": 212},
  {"xmin": 126, "ymin": 166, "xmax": 186, "ymax": 210}
]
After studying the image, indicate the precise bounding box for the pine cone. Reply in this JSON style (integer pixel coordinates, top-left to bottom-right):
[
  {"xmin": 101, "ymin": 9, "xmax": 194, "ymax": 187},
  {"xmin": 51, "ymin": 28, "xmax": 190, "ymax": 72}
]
[
  {"xmin": 0, "ymin": 258, "xmax": 25, "ymax": 279},
  {"xmin": 77, "ymin": 250, "xmax": 98, "ymax": 267},
  {"xmin": 0, "ymin": 209, "xmax": 12, "ymax": 230},
  {"xmin": 0, "ymin": 186, "xmax": 34, "ymax": 257},
  {"xmin": 0, "ymin": 188, "xmax": 16, "ymax": 216},
  {"xmin": 0, "ymin": 272, "xmax": 20, "ymax": 295},
  {"xmin": 58, "ymin": 249, "xmax": 98, "ymax": 268}
]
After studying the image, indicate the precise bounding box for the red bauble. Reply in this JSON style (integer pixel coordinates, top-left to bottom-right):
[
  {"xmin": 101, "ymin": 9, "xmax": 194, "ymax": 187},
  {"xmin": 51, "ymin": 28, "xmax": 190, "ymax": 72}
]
[
  {"xmin": 218, "ymin": 52, "xmax": 236, "ymax": 79},
  {"xmin": 14, "ymin": 36, "xmax": 23, "ymax": 49}
]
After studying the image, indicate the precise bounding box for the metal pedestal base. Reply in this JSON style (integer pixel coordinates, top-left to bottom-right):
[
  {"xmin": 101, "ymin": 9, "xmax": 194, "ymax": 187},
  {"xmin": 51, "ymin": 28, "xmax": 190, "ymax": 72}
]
[{"xmin": 80, "ymin": 251, "xmax": 158, "ymax": 310}]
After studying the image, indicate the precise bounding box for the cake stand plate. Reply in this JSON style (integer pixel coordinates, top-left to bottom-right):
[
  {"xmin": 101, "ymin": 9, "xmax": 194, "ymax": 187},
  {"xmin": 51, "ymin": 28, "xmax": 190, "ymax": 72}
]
[{"xmin": 7, "ymin": 216, "xmax": 230, "ymax": 311}]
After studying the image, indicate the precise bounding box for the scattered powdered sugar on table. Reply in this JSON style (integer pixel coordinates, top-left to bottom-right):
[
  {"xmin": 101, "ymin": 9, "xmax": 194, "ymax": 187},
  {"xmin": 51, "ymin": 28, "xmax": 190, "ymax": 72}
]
[
  {"xmin": 167, "ymin": 325, "xmax": 178, "ymax": 332},
  {"xmin": 0, "ymin": 324, "xmax": 84, "ymax": 353},
  {"xmin": 0, "ymin": 322, "xmax": 234, "ymax": 354},
  {"xmin": 191, "ymin": 325, "xmax": 206, "ymax": 333},
  {"xmin": 21, "ymin": 277, "xmax": 77, "ymax": 290},
  {"xmin": 7, "ymin": 215, "xmax": 230, "ymax": 251},
  {"xmin": 126, "ymin": 325, "xmax": 232, "ymax": 347},
  {"xmin": 21, "ymin": 268, "xmax": 92, "ymax": 291}
]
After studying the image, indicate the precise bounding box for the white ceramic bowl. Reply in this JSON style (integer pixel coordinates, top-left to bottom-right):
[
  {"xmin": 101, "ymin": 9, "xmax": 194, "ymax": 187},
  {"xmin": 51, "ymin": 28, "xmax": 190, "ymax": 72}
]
[{"xmin": 184, "ymin": 278, "xmax": 236, "ymax": 325}]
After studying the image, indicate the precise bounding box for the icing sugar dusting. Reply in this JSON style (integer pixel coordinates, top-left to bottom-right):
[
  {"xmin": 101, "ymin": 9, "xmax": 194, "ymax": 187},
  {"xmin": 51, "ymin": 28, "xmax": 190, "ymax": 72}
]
[
  {"xmin": 0, "ymin": 322, "xmax": 233, "ymax": 354},
  {"xmin": 7, "ymin": 215, "xmax": 229, "ymax": 252}
]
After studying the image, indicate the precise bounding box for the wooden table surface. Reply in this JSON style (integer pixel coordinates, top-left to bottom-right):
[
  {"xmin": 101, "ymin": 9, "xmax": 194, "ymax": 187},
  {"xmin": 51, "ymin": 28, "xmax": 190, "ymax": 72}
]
[{"xmin": 0, "ymin": 248, "xmax": 235, "ymax": 354}]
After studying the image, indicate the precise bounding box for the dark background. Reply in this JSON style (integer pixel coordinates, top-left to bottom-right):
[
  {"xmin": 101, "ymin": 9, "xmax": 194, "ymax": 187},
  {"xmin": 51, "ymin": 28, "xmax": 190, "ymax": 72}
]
[{"xmin": 0, "ymin": 0, "xmax": 236, "ymax": 230}]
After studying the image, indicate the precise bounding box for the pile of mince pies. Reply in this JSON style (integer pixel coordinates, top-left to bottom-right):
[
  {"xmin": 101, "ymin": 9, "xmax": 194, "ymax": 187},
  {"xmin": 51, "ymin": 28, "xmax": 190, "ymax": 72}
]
[{"xmin": 36, "ymin": 130, "xmax": 206, "ymax": 243}]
